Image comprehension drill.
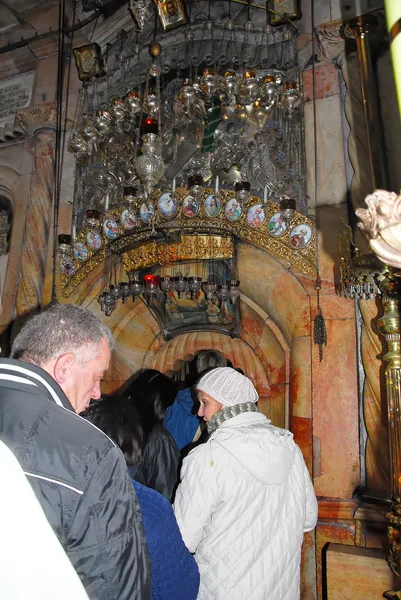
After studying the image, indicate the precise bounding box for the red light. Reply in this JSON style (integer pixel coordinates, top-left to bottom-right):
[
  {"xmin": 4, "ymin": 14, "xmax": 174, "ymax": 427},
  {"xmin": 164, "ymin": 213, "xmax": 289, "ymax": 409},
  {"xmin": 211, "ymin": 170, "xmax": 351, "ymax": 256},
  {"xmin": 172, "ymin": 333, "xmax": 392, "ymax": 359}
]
[
  {"xmin": 144, "ymin": 274, "xmax": 159, "ymax": 285},
  {"xmin": 141, "ymin": 118, "xmax": 158, "ymax": 134}
]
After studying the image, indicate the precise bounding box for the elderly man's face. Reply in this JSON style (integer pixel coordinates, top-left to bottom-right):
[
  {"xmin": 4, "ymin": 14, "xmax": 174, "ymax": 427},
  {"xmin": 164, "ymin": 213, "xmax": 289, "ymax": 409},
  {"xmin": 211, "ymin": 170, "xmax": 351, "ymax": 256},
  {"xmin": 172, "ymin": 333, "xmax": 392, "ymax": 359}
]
[{"xmin": 56, "ymin": 337, "xmax": 111, "ymax": 414}]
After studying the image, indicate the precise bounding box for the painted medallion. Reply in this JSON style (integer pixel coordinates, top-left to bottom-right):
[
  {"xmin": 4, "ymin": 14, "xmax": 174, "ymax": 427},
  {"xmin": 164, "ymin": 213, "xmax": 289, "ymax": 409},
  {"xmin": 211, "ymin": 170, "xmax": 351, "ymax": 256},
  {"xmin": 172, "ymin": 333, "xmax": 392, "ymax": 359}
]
[
  {"xmin": 103, "ymin": 218, "xmax": 119, "ymax": 239},
  {"xmin": 140, "ymin": 202, "xmax": 156, "ymax": 224},
  {"xmin": 224, "ymin": 198, "xmax": 242, "ymax": 222},
  {"xmin": 247, "ymin": 204, "xmax": 266, "ymax": 228},
  {"xmin": 289, "ymin": 224, "xmax": 312, "ymax": 248},
  {"xmin": 121, "ymin": 209, "xmax": 137, "ymax": 230},
  {"xmin": 268, "ymin": 212, "xmax": 287, "ymax": 237},
  {"xmin": 86, "ymin": 230, "xmax": 102, "ymax": 250},
  {"xmin": 73, "ymin": 242, "xmax": 89, "ymax": 262},
  {"xmin": 157, "ymin": 192, "xmax": 179, "ymax": 219},
  {"xmin": 182, "ymin": 194, "xmax": 200, "ymax": 218},
  {"xmin": 60, "ymin": 257, "xmax": 76, "ymax": 276},
  {"xmin": 204, "ymin": 194, "xmax": 221, "ymax": 218}
]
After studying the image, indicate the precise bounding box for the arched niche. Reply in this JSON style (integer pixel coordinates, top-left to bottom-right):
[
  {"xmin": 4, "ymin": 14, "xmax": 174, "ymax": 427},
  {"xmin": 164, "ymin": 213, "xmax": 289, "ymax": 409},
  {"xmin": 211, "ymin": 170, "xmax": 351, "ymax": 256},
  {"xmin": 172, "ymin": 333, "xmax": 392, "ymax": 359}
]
[
  {"xmin": 92, "ymin": 296, "xmax": 289, "ymax": 427},
  {"xmin": 67, "ymin": 239, "xmax": 311, "ymax": 454}
]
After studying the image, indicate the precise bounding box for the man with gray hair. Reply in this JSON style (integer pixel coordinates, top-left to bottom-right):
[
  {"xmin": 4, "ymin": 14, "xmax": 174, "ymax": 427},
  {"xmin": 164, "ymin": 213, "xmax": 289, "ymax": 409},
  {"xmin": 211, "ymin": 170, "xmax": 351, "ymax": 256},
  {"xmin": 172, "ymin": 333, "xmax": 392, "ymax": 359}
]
[{"xmin": 0, "ymin": 304, "xmax": 151, "ymax": 599}]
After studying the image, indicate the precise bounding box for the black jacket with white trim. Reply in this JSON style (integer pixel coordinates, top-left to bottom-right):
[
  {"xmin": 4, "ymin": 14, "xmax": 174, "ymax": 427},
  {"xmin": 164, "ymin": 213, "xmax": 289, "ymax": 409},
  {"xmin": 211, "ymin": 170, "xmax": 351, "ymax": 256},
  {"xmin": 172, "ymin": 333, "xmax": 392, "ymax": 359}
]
[{"xmin": 0, "ymin": 359, "xmax": 151, "ymax": 600}]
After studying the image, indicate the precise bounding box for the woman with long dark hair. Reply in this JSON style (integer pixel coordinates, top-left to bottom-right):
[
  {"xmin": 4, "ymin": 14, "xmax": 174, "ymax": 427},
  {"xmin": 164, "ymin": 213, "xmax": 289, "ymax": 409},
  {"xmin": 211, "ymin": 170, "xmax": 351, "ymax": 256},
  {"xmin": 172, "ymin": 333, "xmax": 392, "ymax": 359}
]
[
  {"xmin": 83, "ymin": 396, "xmax": 199, "ymax": 600},
  {"xmin": 125, "ymin": 369, "xmax": 180, "ymax": 501}
]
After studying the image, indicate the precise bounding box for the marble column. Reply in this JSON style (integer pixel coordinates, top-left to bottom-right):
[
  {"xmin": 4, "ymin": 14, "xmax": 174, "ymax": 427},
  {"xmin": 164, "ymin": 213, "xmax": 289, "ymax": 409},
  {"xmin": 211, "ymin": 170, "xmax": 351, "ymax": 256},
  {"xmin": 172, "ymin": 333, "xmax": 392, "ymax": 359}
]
[
  {"xmin": 359, "ymin": 298, "xmax": 390, "ymax": 495},
  {"xmin": 14, "ymin": 103, "xmax": 56, "ymax": 317},
  {"xmin": 313, "ymin": 20, "xmax": 392, "ymax": 497}
]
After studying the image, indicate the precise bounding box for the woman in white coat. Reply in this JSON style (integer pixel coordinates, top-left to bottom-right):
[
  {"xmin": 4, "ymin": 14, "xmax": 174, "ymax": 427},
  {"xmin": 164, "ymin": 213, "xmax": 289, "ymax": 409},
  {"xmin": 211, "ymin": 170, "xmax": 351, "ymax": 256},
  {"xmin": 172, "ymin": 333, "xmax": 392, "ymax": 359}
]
[{"xmin": 174, "ymin": 367, "xmax": 318, "ymax": 600}]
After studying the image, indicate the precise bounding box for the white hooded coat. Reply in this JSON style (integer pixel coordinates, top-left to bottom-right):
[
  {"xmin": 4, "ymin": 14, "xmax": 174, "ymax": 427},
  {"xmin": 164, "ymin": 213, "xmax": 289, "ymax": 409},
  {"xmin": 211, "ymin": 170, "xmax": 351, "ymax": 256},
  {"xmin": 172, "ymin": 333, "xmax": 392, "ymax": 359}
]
[{"xmin": 174, "ymin": 411, "xmax": 318, "ymax": 600}]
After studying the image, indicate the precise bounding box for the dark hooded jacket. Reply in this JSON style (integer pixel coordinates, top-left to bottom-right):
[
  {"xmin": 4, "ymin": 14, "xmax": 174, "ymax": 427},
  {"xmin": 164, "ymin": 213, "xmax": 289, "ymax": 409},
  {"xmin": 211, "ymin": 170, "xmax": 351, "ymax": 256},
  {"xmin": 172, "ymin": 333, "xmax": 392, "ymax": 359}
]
[{"xmin": 0, "ymin": 359, "xmax": 151, "ymax": 600}]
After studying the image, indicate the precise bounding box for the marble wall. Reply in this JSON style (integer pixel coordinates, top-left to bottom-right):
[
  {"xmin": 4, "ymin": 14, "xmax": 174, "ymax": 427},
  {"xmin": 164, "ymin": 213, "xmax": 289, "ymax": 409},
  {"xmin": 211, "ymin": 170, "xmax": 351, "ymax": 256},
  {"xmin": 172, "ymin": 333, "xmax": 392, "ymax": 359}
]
[{"xmin": 61, "ymin": 215, "xmax": 362, "ymax": 598}]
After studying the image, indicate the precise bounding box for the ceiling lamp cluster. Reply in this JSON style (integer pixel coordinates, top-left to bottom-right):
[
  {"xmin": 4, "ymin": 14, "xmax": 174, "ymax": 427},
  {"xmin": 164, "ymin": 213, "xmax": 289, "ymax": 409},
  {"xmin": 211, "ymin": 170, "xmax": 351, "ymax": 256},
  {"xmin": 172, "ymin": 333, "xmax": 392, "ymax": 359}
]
[
  {"xmin": 97, "ymin": 270, "xmax": 240, "ymax": 318},
  {"xmin": 66, "ymin": 2, "xmax": 305, "ymax": 233},
  {"xmin": 59, "ymin": 2, "xmax": 307, "ymax": 314}
]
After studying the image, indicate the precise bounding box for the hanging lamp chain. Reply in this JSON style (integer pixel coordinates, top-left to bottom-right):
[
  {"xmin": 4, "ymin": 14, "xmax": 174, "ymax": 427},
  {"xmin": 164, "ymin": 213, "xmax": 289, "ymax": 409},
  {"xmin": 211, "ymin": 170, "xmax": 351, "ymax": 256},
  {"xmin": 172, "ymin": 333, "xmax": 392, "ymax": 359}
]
[
  {"xmin": 310, "ymin": 0, "xmax": 327, "ymax": 362},
  {"xmin": 313, "ymin": 275, "xmax": 327, "ymax": 362}
]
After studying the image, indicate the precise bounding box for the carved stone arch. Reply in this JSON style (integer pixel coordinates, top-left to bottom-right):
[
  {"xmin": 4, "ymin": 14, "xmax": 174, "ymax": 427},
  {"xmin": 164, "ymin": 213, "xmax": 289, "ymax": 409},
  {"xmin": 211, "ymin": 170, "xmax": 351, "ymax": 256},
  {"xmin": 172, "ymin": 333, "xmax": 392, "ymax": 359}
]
[
  {"xmin": 147, "ymin": 330, "xmax": 272, "ymax": 409},
  {"xmin": 78, "ymin": 289, "xmax": 289, "ymax": 427}
]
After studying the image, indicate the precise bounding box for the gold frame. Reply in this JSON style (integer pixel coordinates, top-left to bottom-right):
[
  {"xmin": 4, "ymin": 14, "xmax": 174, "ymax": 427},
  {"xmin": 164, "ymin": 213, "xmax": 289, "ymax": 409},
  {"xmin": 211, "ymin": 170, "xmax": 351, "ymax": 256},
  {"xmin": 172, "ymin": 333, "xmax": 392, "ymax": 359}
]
[
  {"xmin": 267, "ymin": 0, "xmax": 301, "ymax": 26},
  {"xmin": 122, "ymin": 235, "xmax": 234, "ymax": 272},
  {"xmin": 153, "ymin": 0, "xmax": 188, "ymax": 31},
  {"xmin": 72, "ymin": 44, "xmax": 105, "ymax": 82},
  {"xmin": 59, "ymin": 188, "xmax": 316, "ymax": 298}
]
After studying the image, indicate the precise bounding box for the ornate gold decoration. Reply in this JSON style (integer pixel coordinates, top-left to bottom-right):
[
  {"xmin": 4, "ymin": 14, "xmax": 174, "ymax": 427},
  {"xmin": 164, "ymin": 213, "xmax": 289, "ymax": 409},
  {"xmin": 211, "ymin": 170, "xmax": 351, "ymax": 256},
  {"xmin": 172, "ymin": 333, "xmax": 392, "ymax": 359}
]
[
  {"xmin": 122, "ymin": 234, "xmax": 234, "ymax": 272},
  {"xmin": 375, "ymin": 277, "xmax": 401, "ymax": 580},
  {"xmin": 73, "ymin": 44, "xmax": 105, "ymax": 81},
  {"xmin": 338, "ymin": 220, "xmax": 385, "ymax": 299},
  {"xmin": 59, "ymin": 188, "xmax": 315, "ymax": 297}
]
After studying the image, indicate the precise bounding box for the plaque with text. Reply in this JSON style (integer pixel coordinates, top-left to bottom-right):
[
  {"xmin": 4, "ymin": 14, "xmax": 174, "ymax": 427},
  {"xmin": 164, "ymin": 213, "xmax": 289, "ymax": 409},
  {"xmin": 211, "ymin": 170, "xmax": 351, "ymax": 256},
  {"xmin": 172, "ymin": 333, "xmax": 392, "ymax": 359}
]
[{"xmin": 0, "ymin": 72, "xmax": 35, "ymax": 126}]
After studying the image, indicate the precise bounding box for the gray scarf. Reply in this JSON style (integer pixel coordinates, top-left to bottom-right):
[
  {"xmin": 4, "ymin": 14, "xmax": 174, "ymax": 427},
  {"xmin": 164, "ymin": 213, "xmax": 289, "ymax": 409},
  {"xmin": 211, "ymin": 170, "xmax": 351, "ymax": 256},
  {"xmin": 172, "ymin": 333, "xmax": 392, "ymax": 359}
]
[{"xmin": 207, "ymin": 402, "xmax": 258, "ymax": 434}]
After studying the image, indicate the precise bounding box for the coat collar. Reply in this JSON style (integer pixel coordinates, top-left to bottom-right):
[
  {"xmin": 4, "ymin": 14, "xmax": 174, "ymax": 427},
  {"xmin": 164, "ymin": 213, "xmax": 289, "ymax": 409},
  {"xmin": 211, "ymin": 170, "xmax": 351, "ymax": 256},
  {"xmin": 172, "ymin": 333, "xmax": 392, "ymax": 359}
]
[{"xmin": 0, "ymin": 358, "xmax": 74, "ymax": 412}]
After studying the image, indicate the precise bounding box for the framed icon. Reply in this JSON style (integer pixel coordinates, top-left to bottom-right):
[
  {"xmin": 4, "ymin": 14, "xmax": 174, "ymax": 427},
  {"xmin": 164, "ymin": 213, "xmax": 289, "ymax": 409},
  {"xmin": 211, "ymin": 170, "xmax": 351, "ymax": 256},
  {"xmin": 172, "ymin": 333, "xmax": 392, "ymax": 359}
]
[
  {"xmin": 86, "ymin": 230, "xmax": 102, "ymax": 250},
  {"xmin": 73, "ymin": 43, "xmax": 105, "ymax": 82},
  {"xmin": 268, "ymin": 0, "xmax": 301, "ymax": 26},
  {"xmin": 153, "ymin": 0, "xmax": 188, "ymax": 31},
  {"xmin": 140, "ymin": 202, "xmax": 156, "ymax": 224},
  {"xmin": 60, "ymin": 257, "xmax": 76, "ymax": 276}
]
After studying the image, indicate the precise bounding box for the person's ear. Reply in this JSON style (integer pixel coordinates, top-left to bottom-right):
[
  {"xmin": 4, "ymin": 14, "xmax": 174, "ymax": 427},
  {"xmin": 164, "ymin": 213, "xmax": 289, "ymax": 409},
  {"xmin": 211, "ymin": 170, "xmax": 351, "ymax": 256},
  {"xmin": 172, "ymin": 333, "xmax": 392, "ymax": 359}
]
[{"xmin": 53, "ymin": 353, "xmax": 76, "ymax": 385}]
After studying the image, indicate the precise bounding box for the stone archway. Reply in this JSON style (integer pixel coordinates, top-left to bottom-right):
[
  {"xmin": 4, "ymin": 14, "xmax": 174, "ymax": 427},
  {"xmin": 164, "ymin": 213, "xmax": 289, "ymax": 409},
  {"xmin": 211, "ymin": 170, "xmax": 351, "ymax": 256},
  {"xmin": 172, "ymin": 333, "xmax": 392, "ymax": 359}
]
[
  {"xmin": 94, "ymin": 291, "xmax": 289, "ymax": 427},
  {"xmin": 146, "ymin": 330, "xmax": 273, "ymax": 419}
]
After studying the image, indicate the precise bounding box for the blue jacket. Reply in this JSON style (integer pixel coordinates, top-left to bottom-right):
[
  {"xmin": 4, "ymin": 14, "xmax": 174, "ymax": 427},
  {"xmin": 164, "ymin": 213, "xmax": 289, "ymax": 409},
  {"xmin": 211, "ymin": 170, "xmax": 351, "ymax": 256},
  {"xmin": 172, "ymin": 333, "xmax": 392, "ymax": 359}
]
[
  {"xmin": 132, "ymin": 480, "xmax": 199, "ymax": 600},
  {"xmin": 163, "ymin": 388, "xmax": 199, "ymax": 450}
]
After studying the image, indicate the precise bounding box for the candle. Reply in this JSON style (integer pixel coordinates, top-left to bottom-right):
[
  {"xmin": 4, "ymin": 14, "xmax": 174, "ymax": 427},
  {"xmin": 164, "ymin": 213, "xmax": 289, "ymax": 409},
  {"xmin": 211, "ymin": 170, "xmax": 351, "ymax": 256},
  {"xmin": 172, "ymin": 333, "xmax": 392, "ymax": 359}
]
[
  {"xmin": 104, "ymin": 192, "xmax": 109, "ymax": 212},
  {"xmin": 215, "ymin": 175, "xmax": 219, "ymax": 196},
  {"xmin": 385, "ymin": 0, "xmax": 401, "ymax": 116},
  {"xmin": 172, "ymin": 178, "xmax": 176, "ymax": 194},
  {"xmin": 144, "ymin": 274, "xmax": 159, "ymax": 287},
  {"xmin": 71, "ymin": 222, "xmax": 76, "ymax": 242},
  {"xmin": 263, "ymin": 186, "xmax": 268, "ymax": 203}
]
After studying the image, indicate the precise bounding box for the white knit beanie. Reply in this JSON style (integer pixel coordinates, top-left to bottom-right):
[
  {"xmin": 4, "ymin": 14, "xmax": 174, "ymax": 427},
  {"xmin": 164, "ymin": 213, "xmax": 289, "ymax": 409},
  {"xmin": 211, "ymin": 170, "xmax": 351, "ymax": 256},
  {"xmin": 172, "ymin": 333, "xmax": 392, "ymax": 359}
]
[{"xmin": 197, "ymin": 367, "xmax": 258, "ymax": 407}]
